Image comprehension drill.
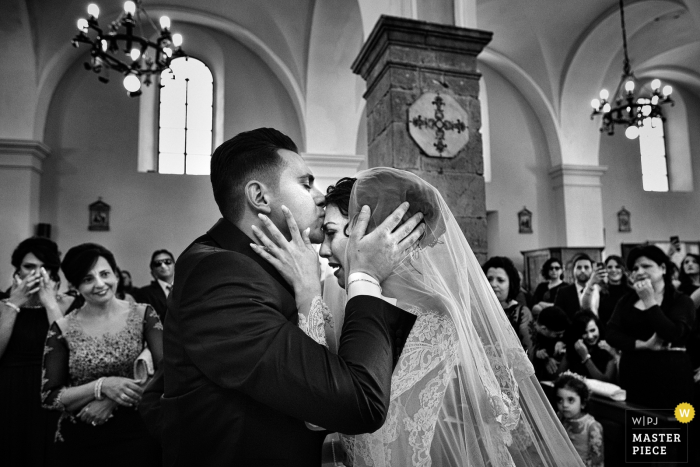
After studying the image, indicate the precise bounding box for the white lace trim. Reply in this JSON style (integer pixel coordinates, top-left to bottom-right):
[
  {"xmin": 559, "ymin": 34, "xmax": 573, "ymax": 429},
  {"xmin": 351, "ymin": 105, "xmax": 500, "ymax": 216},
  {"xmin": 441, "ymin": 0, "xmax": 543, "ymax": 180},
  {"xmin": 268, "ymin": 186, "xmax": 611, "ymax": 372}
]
[{"xmin": 297, "ymin": 295, "xmax": 331, "ymax": 347}]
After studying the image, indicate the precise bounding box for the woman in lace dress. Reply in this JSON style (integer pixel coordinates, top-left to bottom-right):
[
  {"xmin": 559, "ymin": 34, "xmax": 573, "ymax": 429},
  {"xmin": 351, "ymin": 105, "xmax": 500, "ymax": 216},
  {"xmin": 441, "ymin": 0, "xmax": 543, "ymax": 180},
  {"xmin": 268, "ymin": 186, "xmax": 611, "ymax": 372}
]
[
  {"xmin": 254, "ymin": 169, "xmax": 583, "ymax": 466},
  {"xmin": 41, "ymin": 243, "xmax": 163, "ymax": 467}
]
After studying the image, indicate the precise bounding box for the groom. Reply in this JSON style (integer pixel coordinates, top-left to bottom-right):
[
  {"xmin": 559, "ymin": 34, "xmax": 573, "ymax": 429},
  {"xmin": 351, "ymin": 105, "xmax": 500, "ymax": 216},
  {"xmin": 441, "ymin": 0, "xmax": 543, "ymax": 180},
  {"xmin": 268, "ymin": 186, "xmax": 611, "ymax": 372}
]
[{"xmin": 158, "ymin": 128, "xmax": 423, "ymax": 466}]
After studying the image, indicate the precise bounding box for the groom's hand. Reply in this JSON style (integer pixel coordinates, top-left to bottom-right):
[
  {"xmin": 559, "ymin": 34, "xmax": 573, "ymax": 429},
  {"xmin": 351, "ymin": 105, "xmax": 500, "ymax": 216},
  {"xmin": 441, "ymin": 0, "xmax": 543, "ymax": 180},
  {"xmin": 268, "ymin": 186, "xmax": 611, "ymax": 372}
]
[
  {"xmin": 250, "ymin": 206, "xmax": 322, "ymax": 312},
  {"xmin": 346, "ymin": 202, "xmax": 425, "ymax": 283}
]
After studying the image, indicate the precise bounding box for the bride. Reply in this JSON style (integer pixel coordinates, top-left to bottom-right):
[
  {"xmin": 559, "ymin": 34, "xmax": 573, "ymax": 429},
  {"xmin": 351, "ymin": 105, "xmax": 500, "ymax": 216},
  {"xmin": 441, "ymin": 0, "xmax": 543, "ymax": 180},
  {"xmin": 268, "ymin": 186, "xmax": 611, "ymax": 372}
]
[{"xmin": 253, "ymin": 168, "xmax": 582, "ymax": 466}]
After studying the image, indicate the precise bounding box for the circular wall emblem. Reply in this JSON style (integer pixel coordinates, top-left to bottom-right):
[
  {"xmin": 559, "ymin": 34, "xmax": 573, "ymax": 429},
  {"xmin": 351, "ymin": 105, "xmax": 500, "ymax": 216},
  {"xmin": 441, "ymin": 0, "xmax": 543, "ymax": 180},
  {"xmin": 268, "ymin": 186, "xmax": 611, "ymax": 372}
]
[{"xmin": 408, "ymin": 92, "xmax": 469, "ymax": 158}]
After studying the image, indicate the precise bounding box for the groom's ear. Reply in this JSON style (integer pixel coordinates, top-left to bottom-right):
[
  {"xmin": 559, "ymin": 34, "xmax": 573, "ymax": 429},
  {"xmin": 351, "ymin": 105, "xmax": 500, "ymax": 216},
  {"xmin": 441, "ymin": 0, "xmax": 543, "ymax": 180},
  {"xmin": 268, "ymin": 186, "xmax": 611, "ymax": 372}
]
[{"xmin": 244, "ymin": 180, "xmax": 273, "ymax": 215}]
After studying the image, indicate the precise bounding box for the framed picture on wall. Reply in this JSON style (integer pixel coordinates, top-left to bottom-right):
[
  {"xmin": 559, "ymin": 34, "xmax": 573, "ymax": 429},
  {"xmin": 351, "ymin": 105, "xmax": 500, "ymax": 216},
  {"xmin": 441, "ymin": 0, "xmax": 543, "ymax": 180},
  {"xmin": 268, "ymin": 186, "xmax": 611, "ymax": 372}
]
[
  {"xmin": 89, "ymin": 198, "xmax": 110, "ymax": 231},
  {"xmin": 617, "ymin": 207, "xmax": 631, "ymax": 232},
  {"xmin": 518, "ymin": 207, "xmax": 533, "ymax": 234}
]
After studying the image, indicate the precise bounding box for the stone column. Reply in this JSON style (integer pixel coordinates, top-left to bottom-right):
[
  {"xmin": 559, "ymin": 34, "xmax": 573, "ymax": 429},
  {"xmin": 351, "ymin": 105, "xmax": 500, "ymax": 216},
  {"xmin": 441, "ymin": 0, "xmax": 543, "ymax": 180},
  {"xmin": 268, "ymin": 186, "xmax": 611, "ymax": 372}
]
[
  {"xmin": 352, "ymin": 16, "xmax": 492, "ymax": 258},
  {"xmin": 549, "ymin": 164, "xmax": 608, "ymax": 247},
  {"xmin": 0, "ymin": 139, "xmax": 49, "ymax": 286}
]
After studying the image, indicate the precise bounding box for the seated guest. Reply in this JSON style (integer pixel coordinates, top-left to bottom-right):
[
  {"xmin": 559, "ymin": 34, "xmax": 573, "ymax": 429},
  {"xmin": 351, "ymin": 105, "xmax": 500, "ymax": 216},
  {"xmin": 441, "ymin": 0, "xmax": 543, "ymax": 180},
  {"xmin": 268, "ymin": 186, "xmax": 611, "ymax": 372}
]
[
  {"xmin": 606, "ymin": 245, "xmax": 695, "ymax": 409},
  {"xmin": 134, "ymin": 249, "xmax": 175, "ymax": 322},
  {"xmin": 531, "ymin": 258, "xmax": 568, "ymax": 317},
  {"xmin": 582, "ymin": 255, "xmax": 631, "ymax": 337},
  {"xmin": 679, "ymin": 253, "xmax": 700, "ymax": 295},
  {"xmin": 561, "ymin": 310, "xmax": 618, "ymax": 383},
  {"xmin": 41, "ymin": 243, "xmax": 163, "ymax": 466},
  {"xmin": 1, "ymin": 237, "xmax": 74, "ymax": 466},
  {"xmin": 555, "ymin": 254, "xmax": 597, "ymax": 320},
  {"xmin": 483, "ymin": 256, "xmax": 533, "ymax": 352},
  {"xmin": 529, "ymin": 306, "xmax": 569, "ymax": 381},
  {"xmin": 115, "ymin": 267, "xmax": 136, "ymax": 303}
]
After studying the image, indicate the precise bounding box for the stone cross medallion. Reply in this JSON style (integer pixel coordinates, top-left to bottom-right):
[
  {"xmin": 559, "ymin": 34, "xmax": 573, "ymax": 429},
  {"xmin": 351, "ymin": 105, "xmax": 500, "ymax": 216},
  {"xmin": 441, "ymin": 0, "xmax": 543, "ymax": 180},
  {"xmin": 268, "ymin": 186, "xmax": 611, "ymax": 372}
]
[{"xmin": 408, "ymin": 92, "xmax": 469, "ymax": 158}]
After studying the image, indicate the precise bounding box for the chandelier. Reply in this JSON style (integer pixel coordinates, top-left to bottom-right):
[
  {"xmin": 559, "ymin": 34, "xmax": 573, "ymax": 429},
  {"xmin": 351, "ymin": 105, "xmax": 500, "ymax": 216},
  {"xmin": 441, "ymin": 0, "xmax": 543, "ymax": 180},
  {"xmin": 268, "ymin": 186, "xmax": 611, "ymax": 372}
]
[
  {"xmin": 590, "ymin": 0, "xmax": 673, "ymax": 139},
  {"xmin": 72, "ymin": 1, "xmax": 185, "ymax": 97}
]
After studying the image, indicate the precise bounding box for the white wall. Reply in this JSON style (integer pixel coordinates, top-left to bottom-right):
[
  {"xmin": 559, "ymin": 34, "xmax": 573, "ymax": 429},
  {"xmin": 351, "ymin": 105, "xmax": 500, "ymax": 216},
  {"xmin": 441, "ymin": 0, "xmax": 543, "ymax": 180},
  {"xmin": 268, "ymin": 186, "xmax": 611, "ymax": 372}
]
[
  {"xmin": 39, "ymin": 29, "xmax": 303, "ymax": 287},
  {"xmin": 600, "ymin": 90, "xmax": 700, "ymax": 255},
  {"xmin": 481, "ymin": 65, "xmax": 559, "ymax": 269}
]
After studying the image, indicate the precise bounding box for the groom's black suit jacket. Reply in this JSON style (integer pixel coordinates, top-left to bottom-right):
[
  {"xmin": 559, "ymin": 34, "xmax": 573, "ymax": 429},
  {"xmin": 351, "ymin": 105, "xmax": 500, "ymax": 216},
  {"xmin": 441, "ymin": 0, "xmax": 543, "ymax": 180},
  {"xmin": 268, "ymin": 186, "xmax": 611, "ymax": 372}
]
[{"xmin": 159, "ymin": 218, "xmax": 413, "ymax": 466}]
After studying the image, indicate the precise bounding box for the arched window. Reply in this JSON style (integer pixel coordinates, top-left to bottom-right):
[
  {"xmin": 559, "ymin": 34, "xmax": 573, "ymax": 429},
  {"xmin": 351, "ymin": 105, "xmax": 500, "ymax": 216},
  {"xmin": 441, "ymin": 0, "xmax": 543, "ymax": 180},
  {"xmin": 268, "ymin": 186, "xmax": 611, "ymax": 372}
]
[
  {"xmin": 638, "ymin": 115, "xmax": 668, "ymax": 192},
  {"xmin": 158, "ymin": 57, "xmax": 213, "ymax": 175}
]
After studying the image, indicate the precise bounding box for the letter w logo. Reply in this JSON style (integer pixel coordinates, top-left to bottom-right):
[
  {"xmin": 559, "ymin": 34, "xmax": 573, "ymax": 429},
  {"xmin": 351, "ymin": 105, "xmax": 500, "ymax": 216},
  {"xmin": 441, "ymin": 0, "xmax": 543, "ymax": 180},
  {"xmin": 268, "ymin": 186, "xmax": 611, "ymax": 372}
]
[{"xmin": 680, "ymin": 409, "xmax": 691, "ymax": 417}]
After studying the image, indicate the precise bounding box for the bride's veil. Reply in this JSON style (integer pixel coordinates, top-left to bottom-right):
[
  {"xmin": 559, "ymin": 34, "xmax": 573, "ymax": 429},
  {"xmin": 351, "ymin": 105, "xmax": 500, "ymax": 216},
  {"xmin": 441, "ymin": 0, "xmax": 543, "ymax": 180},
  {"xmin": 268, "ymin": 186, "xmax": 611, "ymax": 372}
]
[{"xmin": 340, "ymin": 168, "xmax": 583, "ymax": 467}]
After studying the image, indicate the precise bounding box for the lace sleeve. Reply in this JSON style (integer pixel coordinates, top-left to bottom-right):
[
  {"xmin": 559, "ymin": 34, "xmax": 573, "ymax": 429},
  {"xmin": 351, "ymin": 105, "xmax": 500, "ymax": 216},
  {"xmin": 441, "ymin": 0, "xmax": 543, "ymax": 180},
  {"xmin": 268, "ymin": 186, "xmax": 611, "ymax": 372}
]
[
  {"xmin": 587, "ymin": 419, "xmax": 604, "ymax": 467},
  {"xmin": 298, "ymin": 295, "xmax": 331, "ymax": 347},
  {"xmin": 142, "ymin": 305, "xmax": 164, "ymax": 367},
  {"xmin": 41, "ymin": 322, "xmax": 69, "ymax": 411}
]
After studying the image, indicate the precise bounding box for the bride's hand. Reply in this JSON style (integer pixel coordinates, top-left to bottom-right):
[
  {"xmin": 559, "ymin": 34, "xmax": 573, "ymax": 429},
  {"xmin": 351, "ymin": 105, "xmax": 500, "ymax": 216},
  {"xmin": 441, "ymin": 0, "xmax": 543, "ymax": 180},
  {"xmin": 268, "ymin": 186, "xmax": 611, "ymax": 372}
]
[
  {"xmin": 250, "ymin": 206, "xmax": 322, "ymax": 310},
  {"xmin": 346, "ymin": 203, "xmax": 425, "ymax": 283}
]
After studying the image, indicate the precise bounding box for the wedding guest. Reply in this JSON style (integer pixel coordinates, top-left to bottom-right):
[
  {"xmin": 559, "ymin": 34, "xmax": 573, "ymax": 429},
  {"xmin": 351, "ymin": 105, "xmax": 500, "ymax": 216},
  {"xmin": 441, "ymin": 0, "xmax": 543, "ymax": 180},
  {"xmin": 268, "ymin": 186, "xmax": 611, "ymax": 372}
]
[
  {"xmin": 606, "ymin": 245, "xmax": 695, "ymax": 408},
  {"xmin": 582, "ymin": 255, "xmax": 631, "ymax": 337},
  {"xmin": 561, "ymin": 310, "xmax": 618, "ymax": 382},
  {"xmin": 0, "ymin": 237, "xmax": 74, "ymax": 466},
  {"xmin": 679, "ymin": 253, "xmax": 700, "ymax": 295},
  {"xmin": 531, "ymin": 258, "xmax": 568, "ymax": 317},
  {"xmin": 555, "ymin": 372, "xmax": 604, "ymax": 467},
  {"xmin": 119, "ymin": 269, "xmax": 136, "ymax": 296},
  {"xmin": 41, "ymin": 243, "xmax": 162, "ymax": 466},
  {"xmin": 483, "ymin": 256, "xmax": 533, "ymax": 352},
  {"xmin": 529, "ymin": 306, "xmax": 569, "ymax": 380},
  {"xmin": 133, "ymin": 249, "xmax": 175, "ymax": 322},
  {"xmin": 555, "ymin": 254, "xmax": 597, "ymax": 320}
]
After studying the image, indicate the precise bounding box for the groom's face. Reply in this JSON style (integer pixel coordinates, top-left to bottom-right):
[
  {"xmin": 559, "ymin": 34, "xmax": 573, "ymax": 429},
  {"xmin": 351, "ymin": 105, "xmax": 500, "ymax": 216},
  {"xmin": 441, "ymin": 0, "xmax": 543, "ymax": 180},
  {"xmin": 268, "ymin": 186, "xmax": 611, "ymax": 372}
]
[{"xmin": 268, "ymin": 149, "xmax": 326, "ymax": 243}]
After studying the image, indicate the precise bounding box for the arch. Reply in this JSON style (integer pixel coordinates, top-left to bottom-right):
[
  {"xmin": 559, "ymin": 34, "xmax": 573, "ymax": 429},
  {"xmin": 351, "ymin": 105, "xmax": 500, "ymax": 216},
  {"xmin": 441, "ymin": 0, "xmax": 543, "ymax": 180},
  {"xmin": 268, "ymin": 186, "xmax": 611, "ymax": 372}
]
[
  {"xmin": 305, "ymin": 0, "xmax": 365, "ymax": 155},
  {"xmin": 559, "ymin": 0, "xmax": 690, "ymax": 166},
  {"xmin": 34, "ymin": 6, "xmax": 306, "ymax": 148},
  {"xmin": 479, "ymin": 50, "xmax": 562, "ymax": 166}
]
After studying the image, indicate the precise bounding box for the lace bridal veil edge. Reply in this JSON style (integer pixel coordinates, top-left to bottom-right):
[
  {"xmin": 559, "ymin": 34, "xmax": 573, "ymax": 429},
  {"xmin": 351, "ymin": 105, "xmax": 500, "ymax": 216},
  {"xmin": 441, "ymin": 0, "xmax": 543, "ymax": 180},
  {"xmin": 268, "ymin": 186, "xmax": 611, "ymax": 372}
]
[{"xmin": 337, "ymin": 168, "xmax": 583, "ymax": 467}]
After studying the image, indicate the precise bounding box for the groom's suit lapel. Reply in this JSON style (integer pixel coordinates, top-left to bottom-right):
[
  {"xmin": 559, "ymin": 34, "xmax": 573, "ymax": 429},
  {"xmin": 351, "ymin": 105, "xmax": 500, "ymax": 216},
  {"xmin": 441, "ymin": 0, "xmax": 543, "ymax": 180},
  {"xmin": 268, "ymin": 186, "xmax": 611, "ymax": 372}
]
[{"xmin": 206, "ymin": 218, "xmax": 295, "ymax": 298}]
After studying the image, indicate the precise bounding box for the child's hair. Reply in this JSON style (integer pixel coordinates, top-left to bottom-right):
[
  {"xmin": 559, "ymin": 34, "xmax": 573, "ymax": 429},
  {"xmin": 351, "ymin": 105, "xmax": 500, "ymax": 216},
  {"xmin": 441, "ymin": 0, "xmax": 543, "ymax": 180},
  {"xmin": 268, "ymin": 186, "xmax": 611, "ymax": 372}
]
[
  {"xmin": 537, "ymin": 306, "xmax": 570, "ymax": 332},
  {"xmin": 554, "ymin": 372, "xmax": 591, "ymax": 410}
]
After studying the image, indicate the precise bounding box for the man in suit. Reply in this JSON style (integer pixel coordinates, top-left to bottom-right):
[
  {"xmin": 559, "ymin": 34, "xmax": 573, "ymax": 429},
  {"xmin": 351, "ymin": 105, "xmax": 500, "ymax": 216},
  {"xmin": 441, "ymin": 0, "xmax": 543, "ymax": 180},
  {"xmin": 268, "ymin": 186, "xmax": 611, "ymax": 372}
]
[
  {"xmin": 157, "ymin": 128, "xmax": 423, "ymax": 466},
  {"xmin": 133, "ymin": 249, "xmax": 174, "ymax": 322},
  {"xmin": 555, "ymin": 253, "xmax": 599, "ymax": 320}
]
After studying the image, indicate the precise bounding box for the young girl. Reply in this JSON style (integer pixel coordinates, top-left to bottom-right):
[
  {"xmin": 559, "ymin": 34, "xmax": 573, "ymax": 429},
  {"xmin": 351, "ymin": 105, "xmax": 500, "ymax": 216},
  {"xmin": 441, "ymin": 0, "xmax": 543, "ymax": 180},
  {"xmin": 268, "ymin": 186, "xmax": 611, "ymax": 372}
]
[
  {"xmin": 562, "ymin": 310, "xmax": 618, "ymax": 382},
  {"xmin": 555, "ymin": 372, "xmax": 604, "ymax": 467}
]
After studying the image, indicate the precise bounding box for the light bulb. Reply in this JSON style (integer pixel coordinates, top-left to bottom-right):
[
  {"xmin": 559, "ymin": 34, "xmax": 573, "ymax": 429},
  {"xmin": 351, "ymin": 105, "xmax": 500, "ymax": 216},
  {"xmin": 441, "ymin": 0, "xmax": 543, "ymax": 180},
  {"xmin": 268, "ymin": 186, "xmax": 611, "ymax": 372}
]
[
  {"xmin": 87, "ymin": 4, "xmax": 99, "ymax": 19},
  {"xmin": 123, "ymin": 74, "xmax": 141, "ymax": 92},
  {"xmin": 642, "ymin": 105, "xmax": 651, "ymax": 117},
  {"xmin": 625, "ymin": 80, "xmax": 635, "ymax": 93},
  {"xmin": 599, "ymin": 89, "xmax": 609, "ymax": 100},
  {"xmin": 130, "ymin": 48, "xmax": 141, "ymax": 60},
  {"xmin": 591, "ymin": 98, "xmax": 601, "ymax": 110},
  {"xmin": 651, "ymin": 95, "xmax": 659, "ymax": 105},
  {"xmin": 160, "ymin": 16, "xmax": 171, "ymax": 30},
  {"xmin": 101, "ymin": 39, "xmax": 108, "ymax": 52},
  {"xmin": 77, "ymin": 18, "xmax": 89, "ymax": 32},
  {"xmin": 172, "ymin": 33, "xmax": 183, "ymax": 47},
  {"xmin": 163, "ymin": 47, "xmax": 172, "ymax": 58},
  {"xmin": 124, "ymin": 1, "xmax": 136, "ymax": 15},
  {"xmin": 625, "ymin": 125, "xmax": 639, "ymax": 140},
  {"xmin": 651, "ymin": 79, "xmax": 661, "ymax": 90},
  {"xmin": 602, "ymin": 103, "xmax": 611, "ymax": 113},
  {"xmin": 663, "ymin": 85, "xmax": 673, "ymax": 96}
]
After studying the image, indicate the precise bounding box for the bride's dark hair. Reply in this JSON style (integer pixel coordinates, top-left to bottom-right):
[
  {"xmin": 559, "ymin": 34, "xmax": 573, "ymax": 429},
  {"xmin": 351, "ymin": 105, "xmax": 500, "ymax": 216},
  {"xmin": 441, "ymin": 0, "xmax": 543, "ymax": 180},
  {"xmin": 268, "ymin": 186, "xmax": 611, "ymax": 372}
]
[{"xmin": 325, "ymin": 177, "xmax": 356, "ymax": 216}]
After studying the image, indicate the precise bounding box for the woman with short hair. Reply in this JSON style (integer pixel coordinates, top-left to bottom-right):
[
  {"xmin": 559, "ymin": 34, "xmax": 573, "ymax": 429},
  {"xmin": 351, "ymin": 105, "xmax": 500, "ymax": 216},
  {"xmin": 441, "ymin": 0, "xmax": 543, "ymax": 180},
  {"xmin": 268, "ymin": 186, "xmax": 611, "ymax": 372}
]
[
  {"xmin": 531, "ymin": 258, "xmax": 568, "ymax": 317},
  {"xmin": 41, "ymin": 243, "xmax": 162, "ymax": 466}
]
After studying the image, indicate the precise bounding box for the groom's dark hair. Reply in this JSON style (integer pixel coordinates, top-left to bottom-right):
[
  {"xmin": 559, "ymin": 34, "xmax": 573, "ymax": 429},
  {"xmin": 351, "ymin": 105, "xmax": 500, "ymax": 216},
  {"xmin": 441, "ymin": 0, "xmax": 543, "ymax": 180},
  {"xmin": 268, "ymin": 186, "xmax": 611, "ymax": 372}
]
[{"xmin": 211, "ymin": 128, "xmax": 298, "ymax": 222}]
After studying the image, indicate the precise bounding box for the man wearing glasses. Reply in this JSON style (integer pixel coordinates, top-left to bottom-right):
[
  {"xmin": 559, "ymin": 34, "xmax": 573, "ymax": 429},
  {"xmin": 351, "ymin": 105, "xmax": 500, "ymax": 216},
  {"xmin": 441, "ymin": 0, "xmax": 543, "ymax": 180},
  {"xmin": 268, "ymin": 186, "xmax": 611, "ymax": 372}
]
[{"xmin": 134, "ymin": 249, "xmax": 175, "ymax": 322}]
